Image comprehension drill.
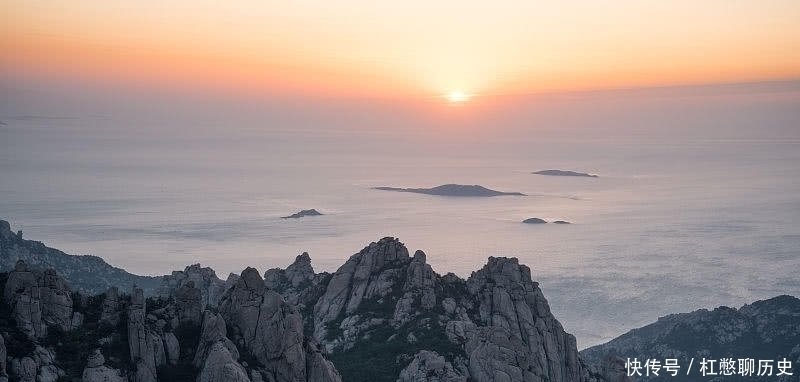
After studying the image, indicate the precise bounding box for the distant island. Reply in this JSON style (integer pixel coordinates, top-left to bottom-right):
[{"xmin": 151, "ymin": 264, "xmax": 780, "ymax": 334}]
[
  {"xmin": 374, "ymin": 184, "xmax": 525, "ymax": 197},
  {"xmin": 523, "ymin": 218, "xmax": 572, "ymax": 224},
  {"xmin": 281, "ymin": 209, "xmax": 324, "ymax": 219},
  {"xmin": 533, "ymin": 170, "xmax": 598, "ymax": 178},
  {"xmin": 522, "ymin": 218, "xmax": 547, "ymax": 224}
]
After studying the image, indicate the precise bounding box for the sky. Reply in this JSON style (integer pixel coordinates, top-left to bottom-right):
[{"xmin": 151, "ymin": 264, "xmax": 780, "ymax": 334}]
[{"xmin": 3, "ymin": 1, "xmax": 800, "ymax": 103}]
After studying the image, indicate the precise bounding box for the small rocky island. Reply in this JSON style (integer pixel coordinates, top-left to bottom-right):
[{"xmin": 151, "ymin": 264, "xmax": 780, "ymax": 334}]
[
  {"xmin": 523, "ymin": 218, "xmax": 572, "ymax": 224},
  {"xmin": 533, "ymin": 170, "xmax": 598, "ymax": 178},
  {"xmin": 523, "ymin": 218, "xmax": 547, "ymax": 224},
  {"xmin": 281, "ymin": 209, "xmax": 324, "ymax": 219},
  {"xmin": 375, "ymin": 184, "xmax": 525, "ymax": 197}
]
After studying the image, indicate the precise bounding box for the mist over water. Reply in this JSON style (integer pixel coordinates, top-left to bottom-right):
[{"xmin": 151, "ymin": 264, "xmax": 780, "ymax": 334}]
[{"xmin": 2, "ymin": 81, "xmax": 799, "ymax": 349}]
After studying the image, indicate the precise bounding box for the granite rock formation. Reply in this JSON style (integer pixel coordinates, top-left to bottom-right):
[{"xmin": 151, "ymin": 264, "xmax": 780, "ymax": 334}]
[
  {"xmin": 3, "ymin": 260, "xmax": 73, "ymax": 339},
  {"xmin": 159, "ymin": 263, "xmax": 227, "ymax": 308},
  {"xmin": 581, "ymin": 295, "xmax": 800, "ymax": 381}
]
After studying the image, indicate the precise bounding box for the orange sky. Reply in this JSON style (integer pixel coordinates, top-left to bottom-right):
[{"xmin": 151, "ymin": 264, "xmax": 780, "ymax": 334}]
[{"xmin": 3, "ymin": 1, "xmax": 800, "ymax": 100}]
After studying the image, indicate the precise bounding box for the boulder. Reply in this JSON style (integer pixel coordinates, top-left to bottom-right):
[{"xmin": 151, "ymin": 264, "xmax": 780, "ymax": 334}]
[
  {"xmin": 81, "ymin": 349, "xmax": 126, "ymax": 382},
  {"xmin": 398, "ymin": 350, "xmax": 467, "ymax": 382}
]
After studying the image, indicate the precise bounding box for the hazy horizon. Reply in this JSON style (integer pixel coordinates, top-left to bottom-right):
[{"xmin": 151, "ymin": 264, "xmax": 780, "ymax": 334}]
[
  {"xmin": 3, "ymin": 78, "xmax": 799, "ymax": 349},
  {"xmin": 3, "ymin": 1, "xmax": 799, "ymax": 352}
]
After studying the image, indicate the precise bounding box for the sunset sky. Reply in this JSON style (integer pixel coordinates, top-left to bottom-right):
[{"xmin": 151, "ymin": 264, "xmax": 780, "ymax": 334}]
[{"xmin": 3, "ymin": 1, "xmax": 800, "ymax": 101}]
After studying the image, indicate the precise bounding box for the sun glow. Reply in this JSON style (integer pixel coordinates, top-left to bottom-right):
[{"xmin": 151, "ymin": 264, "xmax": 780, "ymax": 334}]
[{"xmin": 446, "ymin": 91, "xmax": 470, "ymax": 103}]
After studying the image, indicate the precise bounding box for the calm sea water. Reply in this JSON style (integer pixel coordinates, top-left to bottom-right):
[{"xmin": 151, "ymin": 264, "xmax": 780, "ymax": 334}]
[{"xmin": 2, "ymin": 83, "xmax": 799, "ymax": 348}]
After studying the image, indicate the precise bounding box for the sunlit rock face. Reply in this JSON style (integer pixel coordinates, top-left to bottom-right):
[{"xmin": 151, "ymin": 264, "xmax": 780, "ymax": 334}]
[{"xmin": 219, "ymin": 267, "xmax": 341, "ymax": 382}]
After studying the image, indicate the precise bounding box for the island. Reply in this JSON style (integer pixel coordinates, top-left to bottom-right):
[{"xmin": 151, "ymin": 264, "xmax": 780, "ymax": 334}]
[
  {"xmin": 281, "ymin": 209, "xmax": 324, "ymax": 219},
  {"xmin": 532, "ymin": 170, "xmax": 598, "ymax": 178},
  {"xmin": 552, "ymin": 220, "xmax": 571, "ymax": 224},
  {"xmin": 374, "ymin": 184, "xmax": 525, "ymax": 197},
  {"xmin": 522, "ymin": 218, "xmax": 547, "ymax": 224}
]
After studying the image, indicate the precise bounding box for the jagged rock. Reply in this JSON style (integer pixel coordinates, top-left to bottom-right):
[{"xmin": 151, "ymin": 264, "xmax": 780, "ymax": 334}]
[
  {"xmin": 263, "ymin": 252, "xmax": 325, "ymax": 317},
  {"xmin": 464, "ymin": 326, "xmax": 536, "ymax": 382},
  {"xmin": 134, "ymin": 358, "xmax": 157, "ymax": 382},
  {"xmin": 464, "ymin": 256, "xmax": 584, "ymax": 382},
  {"xmin": 82, "ymin": 349, "xmax": 126, "ymax": 382},
  {"xmin": 4, "ymin": 261, "xmax": 45, "ymax": 338},
  {"xmin": 220, "ymin": 268, "xmax": 341, "ymax": 382},
  {"xmin": 264, "ymin": 252, "xmax": 315, "ymax": 291},
  {"xmin": 304, "ymin": 339, "xmax": 342, "ymax": 382},
  {"xmin": 100, "ymin": 287, "xmax": 121, "ymax": 326},
  {"xmin": 87, "ymin": 349, "xmax": 105, "ymax": 368},
  {"xmin": 3, "ymin": 261, "xmax": 73, "ymax": 338},
  {"xmin": 71, "ymin": 311, "xmax": 84, "ymax": 330},
  {"xmin": 127, "ymin": 288, "xmax": 165, "ymax": 382},
  {"xmin": 8, "ymin": 346, "xmax": 64, "ymax": 382},
  {"xmin": 159, "ymin": 264, "xmax": 228, "ymax": 308},
  {"xmin": 196, "ymin": 342, "xmax": 251, "ymax": 382},
  {"xmin": 39, "ymin": 268, "xmax": 74, "ymax": 331},
  {"xmin": 9, "ymin": 357, "xmax": 37, "ymax": 382},
  {"xmin": 193, "ymin": 311, "xmax": 240, "ymax": 369},
  {"xmin": 313, "ymin": 237, "xmax": 410, "ymax": 344},
  {"xmin": 174, "ymin": 281, "xmax": 202, "ymax": 325},
  {"xmin": 163, "ymin": 332, "xmax": 180, "ymax": 365},
  {"xmin": 445, "ymin": 321, "xmax": 477, "ymax": 345},
  {"xmin": 397, "ymin": 350, "xmax": 467, "ymax": 382},
  {"xmin": 394, "ymin": 250, "xmax": 437, "ymax": 325}
]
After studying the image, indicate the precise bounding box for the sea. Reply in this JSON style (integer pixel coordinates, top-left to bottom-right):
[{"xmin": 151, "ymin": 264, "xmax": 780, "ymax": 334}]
[{"xmin": 2, "ymin": 81, "xmax": 799, "ymax": 349}]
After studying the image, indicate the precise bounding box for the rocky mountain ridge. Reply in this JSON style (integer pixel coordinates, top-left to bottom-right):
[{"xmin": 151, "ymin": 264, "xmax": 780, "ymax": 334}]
[
  {"xmin": 0, "ymin": 221, "xmax": 161, "ymax": 296},
  {"xmin": 581, "ymin": 295, "xmax": 800, "ymax": 381},
  {"xmin": 0, "ymin": 220, "xmax": 796, "ymax": 382}
]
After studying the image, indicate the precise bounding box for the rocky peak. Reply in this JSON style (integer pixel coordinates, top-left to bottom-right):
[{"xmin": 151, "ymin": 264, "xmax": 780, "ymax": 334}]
[
  {"xmin": 0, "ymin": 220, "xmax": 12, "ymax": 240},
  {"xmin": 285, "ymin": 252, "xmax": 315, "ymax": 287},
  {"xmin": 312, "ymin": 237, "xmax": 411, "ymax": 345},
  {"xmin": 159, "ymin": 263, "xmax": 227, "ymax": 308},
  {"xmin": 219, "ymin": 267, "xmax": 341, "ymax": 382},
  {"xmin": 456, "ymin": 256, "xmax": 584, "ymax": 382},
  {"xmin": 127, "ymin": 287, "xmax": 166, "ymax": 382},
  {"xmin": 174, "ymin": 281, "xmax": 202, "ymax": 326},
  {"xmin": 3, "ymin": 260, "xmax": 74, "ymax": 339}
]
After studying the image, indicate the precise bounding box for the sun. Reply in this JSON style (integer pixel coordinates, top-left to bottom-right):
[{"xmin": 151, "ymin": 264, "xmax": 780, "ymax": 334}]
[{"xmin": 446, "ymin": 91, "xmax": 470, "ymax": 103}]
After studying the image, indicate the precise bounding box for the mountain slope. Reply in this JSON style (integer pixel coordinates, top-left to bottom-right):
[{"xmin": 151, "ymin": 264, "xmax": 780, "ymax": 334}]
[
  {"xmin": 581, "ymin": 295, "xmax": 800, "ymax": 381},
  {"xmin": 0, "ymin": 220, "xmax": 161, "ymax": 295}
]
